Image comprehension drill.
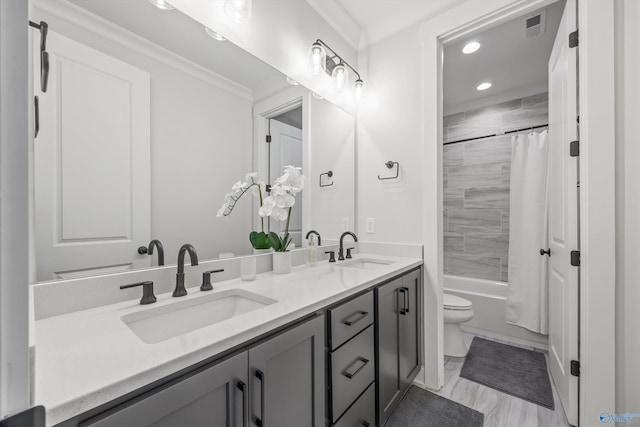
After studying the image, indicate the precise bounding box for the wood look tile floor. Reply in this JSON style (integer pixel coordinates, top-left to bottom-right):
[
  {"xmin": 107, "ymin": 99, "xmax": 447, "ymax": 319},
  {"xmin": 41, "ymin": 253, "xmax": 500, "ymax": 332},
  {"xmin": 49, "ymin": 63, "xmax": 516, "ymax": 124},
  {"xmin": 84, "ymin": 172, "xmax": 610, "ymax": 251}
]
[{"xmin": 422, "ymin": 333, "xmax": 572, "ymax": 427}]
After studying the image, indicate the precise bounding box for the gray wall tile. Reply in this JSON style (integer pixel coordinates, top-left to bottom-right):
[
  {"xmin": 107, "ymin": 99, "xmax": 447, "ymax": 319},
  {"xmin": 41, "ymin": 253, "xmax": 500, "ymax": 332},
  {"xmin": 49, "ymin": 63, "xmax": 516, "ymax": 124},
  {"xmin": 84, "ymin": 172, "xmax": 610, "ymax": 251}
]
[
  {"xmin": 447, "ymin": 254, "xmax": 501, "ymax": 281},
  {"xmin": 448, "ymin": 209, "xmax": 502, "ymax": 233},
  {"xmin": 442, "ymin": 92, "xmax": 547, "ymax": 283},
  {"xmin": 447, "ymin": 163, "xmax": 502, "ymax": 189},
  {"xmin": 465, "ymin": 186, "xmax": 510, "ymax": 209}
]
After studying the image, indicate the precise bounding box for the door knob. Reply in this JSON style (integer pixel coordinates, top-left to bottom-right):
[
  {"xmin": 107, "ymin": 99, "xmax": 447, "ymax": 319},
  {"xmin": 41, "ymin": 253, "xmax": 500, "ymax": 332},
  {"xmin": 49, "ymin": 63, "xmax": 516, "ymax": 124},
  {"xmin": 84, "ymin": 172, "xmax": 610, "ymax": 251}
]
[{"xmin": 540, "ymin": 248, "xmax": 551, "ymax": 256}]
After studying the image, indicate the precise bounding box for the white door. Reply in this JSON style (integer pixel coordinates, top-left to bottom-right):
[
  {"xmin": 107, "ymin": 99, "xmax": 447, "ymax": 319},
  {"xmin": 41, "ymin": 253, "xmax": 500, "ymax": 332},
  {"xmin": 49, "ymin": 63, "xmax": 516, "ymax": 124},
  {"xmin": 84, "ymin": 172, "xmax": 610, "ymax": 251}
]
[
  {"xmin": 548, "ymin": 0, "xmax": 579, "ymax": 424},
  {"xmin": 269, "ymin": 119, "xmax": 303, "ymax": 246},
  {"xmin": 34, "ymin": 31, "xmax": 151, "ymax": 281}
]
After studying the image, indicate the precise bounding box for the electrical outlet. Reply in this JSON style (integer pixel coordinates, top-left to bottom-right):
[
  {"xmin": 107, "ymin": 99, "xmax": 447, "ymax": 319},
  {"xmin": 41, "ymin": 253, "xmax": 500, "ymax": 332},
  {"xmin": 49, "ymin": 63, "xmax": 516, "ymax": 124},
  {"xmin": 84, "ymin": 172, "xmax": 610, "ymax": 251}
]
[
  {"xmin": 342, "ymin": 218, "xmax": 350, "ymax": 231},
  {"xmin": 366, "ymin": 218, "xmax": 375, "ymax": 234}
]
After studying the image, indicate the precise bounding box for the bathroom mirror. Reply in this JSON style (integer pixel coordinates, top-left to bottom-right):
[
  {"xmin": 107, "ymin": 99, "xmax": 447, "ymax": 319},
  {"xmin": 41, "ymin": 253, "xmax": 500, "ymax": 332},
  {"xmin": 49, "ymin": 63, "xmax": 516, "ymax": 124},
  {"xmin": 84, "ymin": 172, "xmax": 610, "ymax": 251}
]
[{"xmin": 31, "ymin": 0, "xmax": 356, "ymax": 282}]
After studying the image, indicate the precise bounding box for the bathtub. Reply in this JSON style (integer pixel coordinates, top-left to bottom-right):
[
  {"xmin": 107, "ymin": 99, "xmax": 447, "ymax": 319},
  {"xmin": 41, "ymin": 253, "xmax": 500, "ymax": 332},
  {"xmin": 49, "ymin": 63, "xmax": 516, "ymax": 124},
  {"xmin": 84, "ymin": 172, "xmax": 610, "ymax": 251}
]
[{"xmin": 443, "ymin": 275, "xmax": 549, "ymax": 350}]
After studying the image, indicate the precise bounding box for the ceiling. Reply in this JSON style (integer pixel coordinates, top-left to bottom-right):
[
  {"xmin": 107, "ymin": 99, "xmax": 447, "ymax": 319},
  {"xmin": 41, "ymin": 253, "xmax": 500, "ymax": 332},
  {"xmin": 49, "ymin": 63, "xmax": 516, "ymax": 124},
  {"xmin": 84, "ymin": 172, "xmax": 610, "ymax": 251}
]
[
  {"xmin": 307, "ymin": 0, "xmax": 468, "ymax": 48},
  {"xmin": 65, "ymin": 0, "xmax": 289, "ymax": 101},
  {"xmin": 443, "ymin": 1, "xmax": 565, "ymax": 113}
]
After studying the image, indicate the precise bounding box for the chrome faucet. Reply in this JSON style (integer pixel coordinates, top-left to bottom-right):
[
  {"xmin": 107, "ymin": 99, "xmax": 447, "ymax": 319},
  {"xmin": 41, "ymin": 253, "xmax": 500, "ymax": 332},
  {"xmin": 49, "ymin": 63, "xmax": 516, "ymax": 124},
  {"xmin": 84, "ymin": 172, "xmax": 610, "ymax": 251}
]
[
  {"xmin": 305, "ymin": 230, "xmax": 322, "ymax": 246},
  {"xmin": 174, "ymin": 244, "xmax": 199, "ymax": 297},
  {"xmin": 338, "ymin": 231, "xmax": 358, "ymax": 261}
]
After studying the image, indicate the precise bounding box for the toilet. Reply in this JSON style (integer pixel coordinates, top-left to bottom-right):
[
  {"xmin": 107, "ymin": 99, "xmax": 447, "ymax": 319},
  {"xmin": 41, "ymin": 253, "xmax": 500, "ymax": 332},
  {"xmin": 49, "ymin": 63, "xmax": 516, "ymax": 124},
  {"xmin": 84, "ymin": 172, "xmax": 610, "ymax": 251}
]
[{"xmin": 443, "ymin": 293, "xmax": 474, "ymax": 357}]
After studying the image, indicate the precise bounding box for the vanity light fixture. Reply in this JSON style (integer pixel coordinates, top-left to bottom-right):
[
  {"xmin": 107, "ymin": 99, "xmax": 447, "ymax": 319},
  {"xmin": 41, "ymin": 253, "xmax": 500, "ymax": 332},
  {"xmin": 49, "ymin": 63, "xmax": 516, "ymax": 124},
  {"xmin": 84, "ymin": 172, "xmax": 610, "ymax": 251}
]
[
  {"xmin": 477, "ymin": 82, "xmax": 492, "ymax": 91},
  {"xmin": 224, "ymin": 0, "xmax": 252, "ymax": 22},
  {"xmin": 148, "ymin": 0, "xmax": 174, "ymax": 11},
  {"xmin": 205, "ymin": 27, "xmax": 226, "ymax": 41},
  {"xmin": 286, "ymin": 76, "xmax": 300, "ymax": 86},
  {"xmin": 462, "ymin": 41, "xmax": 481, "ymax": 54},
  {"xmin": 308, "ymin": 39, "xmax": 363, "ymax": 95}
]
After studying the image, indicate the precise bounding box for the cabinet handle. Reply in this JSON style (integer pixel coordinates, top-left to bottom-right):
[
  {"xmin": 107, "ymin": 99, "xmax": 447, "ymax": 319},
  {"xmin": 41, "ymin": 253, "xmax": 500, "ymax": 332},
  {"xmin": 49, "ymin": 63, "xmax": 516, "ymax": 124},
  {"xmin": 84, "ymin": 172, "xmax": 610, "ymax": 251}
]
[
  {"xmin": 343, "ymin": 357, "xmax": 369, "ymax": 379},
  {"xmin": 362, "ymin": 422, "xmax": 371, "ymax": 427},
  {"xmin": 398, "ymin": 288, "xmax": 406, "ymax": 315},
  {"xmin": 342, "ymin": 310, "xmax": 369, "ymax": 326},
  {"xmin": 34, "ymin": 96, "xmax": 40, "ymax": 139},
  {"xmin": 402, "ymin": 287, "xmax": 410, "ymax": 314},
  {"xmin": 237, "ymin": 380, "xmax": 247, "ymax": 427},
  {"xmin": 255, "ymin": 370, "xmax": 264, "ymax": 427}
]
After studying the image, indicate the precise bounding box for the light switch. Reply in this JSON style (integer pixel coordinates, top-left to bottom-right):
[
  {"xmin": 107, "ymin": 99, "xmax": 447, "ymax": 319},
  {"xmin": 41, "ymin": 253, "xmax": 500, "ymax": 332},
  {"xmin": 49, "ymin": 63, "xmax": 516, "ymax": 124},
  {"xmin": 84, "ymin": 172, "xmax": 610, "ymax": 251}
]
[{"xmin": 366, "ymin": 218, "xmax": 375, "ymax": 234}]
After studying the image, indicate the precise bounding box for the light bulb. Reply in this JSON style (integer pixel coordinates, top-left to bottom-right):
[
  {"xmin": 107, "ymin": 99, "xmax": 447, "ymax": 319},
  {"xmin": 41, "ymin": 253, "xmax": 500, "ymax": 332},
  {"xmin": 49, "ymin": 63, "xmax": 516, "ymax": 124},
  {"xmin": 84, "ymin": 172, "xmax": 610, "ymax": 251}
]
[
  {"xmin": 354, "ymin": 79, "xmax": 364, "ymax": 100},
  {"xmin": 332, "ymin": 63, "xmax": 348, "ymax": 91},
  {"xmin": 308, "ymin": 42, "xmax": 326, "ymax": 75},
  {"xmin": 462, "ymin": 42, "xmax": 481, "ymax": 54},
  {"xmin": 205, "ymin": 27, "xmax": 226, "ymax": 41},
  {"xmin": 224, "ymin": 0, "xmax": 252, "ymax": 22},
  {"xmin": 148, "ymin": 0, "xmax": 174, "ymax": 10},
  {"xmin": 476, "ymin": 82, "xmax": 492, "ymax": 91}
]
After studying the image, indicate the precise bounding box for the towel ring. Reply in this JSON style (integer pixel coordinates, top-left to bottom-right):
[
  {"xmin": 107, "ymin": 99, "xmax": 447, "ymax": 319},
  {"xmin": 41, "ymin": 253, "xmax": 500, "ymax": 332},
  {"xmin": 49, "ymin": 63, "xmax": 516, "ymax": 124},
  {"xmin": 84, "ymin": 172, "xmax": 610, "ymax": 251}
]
[
  {"xmin": 378, "ymin": 161, "xmax": 399, "ymax": 180},
  {"xmin": 319, "ymin": 171, "xmax": 334, "ymax": 187}
]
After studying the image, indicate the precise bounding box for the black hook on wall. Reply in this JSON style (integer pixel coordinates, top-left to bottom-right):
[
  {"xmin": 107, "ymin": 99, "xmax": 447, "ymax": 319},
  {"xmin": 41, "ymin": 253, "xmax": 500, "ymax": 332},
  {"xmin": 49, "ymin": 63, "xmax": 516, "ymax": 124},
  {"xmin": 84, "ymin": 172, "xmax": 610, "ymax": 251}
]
[
  {"xmin": 319, "ymin": 171, "xmax": 334, "ymax": 187},
  {"xmin": 378, "ymin": 161, "xmax": 399, "ymax": 180}
]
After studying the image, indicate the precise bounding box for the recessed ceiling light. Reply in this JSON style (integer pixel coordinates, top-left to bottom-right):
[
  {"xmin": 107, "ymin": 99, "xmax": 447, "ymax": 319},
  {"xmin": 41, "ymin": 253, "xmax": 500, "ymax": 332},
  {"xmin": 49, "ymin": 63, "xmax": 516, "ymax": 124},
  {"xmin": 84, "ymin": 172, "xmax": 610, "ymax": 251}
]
[
  {"xmin": 205, "ymin": 27, "xmax": 226, "ymax": 41},
  {"xmin": 462, "ymin": 42, "xmax": 481, "ymax": 54},
  {"xmin": 312, "ymin": 92, "xmax": 324, "ymax": 100},
  {"xmin": 148, "ymin": 0, "xmax": 174, "ymax": 10},
  {"xmin": 477, "ymin": 82, "xmax": 492, "ymax": 91},
  {"xmin": 286, "ymin": 76, "xmax": 299, "ymax": 86}
]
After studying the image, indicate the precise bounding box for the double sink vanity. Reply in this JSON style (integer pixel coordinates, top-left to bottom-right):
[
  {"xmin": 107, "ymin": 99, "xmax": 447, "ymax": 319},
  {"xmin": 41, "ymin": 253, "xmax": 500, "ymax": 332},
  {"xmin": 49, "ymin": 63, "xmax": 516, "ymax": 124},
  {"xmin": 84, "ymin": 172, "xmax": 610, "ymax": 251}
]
[{"xmin": 33, "ymin": 249, "xmax": 423, "ymax": 427}]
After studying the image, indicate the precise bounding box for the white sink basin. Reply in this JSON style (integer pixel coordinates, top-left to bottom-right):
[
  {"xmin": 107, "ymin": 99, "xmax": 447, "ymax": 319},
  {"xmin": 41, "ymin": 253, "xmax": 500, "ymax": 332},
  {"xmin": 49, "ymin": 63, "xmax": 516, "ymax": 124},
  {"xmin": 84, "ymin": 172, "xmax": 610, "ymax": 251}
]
[
  {"xmin": 339, "ymin": 258, "xmax": 394, "ymax": 270},
  {"xmin": 121, "ymin": 289, "xmax": 277, "ymax": 344}
]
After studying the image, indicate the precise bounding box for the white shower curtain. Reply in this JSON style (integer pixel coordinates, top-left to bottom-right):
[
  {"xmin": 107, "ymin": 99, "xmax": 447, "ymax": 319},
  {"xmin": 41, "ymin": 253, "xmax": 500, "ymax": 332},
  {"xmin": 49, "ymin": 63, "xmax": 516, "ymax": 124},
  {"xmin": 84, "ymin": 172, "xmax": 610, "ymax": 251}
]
[{"xmin": 506, "ymin": 131, "xmax": 550, "ymax": 335}]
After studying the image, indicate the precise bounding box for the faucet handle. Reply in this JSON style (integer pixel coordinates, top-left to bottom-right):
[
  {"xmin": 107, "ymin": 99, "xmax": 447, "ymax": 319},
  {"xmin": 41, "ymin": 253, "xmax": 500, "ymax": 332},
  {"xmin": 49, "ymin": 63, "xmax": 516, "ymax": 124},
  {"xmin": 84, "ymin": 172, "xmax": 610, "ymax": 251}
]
[
  {"xmin": 325, "ymin": 251, "xmax": 336, "ymax": 263},
  {"xmin": 120, "ymin": 281, "xmax": 156, "ymax": 305},
  {"xmin": 201, "ymin": 269, "xmax": 224, "ymax": 291},
  {"xmin": 345, "ymin": 248, "xmax": 355, "ymax": 259}
]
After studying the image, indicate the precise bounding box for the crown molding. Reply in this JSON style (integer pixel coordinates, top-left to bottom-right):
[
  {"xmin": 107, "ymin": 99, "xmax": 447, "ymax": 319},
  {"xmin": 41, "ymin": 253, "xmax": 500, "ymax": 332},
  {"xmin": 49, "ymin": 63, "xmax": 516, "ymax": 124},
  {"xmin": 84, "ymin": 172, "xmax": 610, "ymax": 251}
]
[
  {"xmin": 31, "ymin": 0, "xmax": 253, "ymax": 101},
  {"xmin": 305, "ymin": 0, "xmax": 362, "ymax": 49}
]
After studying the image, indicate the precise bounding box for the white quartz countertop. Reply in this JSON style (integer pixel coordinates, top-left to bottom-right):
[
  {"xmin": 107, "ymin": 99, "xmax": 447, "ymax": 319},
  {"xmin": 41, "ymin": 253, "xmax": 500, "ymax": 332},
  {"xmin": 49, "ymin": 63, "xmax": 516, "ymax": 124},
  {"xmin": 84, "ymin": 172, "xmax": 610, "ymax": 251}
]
[{"xmin": 34, "ymin": 254, "xmax": 422, "ymax": 426}]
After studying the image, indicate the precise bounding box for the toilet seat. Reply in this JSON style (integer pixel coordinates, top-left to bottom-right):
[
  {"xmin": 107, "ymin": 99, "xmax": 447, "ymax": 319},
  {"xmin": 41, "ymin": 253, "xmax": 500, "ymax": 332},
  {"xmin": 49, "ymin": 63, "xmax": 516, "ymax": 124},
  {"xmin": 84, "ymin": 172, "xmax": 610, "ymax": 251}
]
[{"xmin": 444, "ymin": 293, "xmax": 472, "ymax": 310}]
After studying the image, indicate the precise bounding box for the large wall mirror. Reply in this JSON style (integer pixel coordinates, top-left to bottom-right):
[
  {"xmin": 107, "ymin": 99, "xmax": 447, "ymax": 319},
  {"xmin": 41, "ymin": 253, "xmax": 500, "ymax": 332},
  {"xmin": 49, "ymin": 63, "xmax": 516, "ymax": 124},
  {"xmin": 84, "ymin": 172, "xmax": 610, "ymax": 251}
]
[{"xmin": 31, "ymin": 0, "xmax": 356, "ymax": 282}]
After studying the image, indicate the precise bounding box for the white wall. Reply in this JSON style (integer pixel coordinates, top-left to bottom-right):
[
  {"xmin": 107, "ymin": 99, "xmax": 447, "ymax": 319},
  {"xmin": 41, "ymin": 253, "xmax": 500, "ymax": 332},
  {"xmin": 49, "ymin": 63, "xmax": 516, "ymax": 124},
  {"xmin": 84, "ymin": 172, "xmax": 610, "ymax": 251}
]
[
  {"xmin": 0, "ymin": 0, "xmax": 31, "ymax": 417},
  {"xmin": 615, "ymin": 0, "xmax": 640, "ymax": 415},
  {"xmin": 31, "ymin": 3, "xmax": 254, "ymax": 264}
]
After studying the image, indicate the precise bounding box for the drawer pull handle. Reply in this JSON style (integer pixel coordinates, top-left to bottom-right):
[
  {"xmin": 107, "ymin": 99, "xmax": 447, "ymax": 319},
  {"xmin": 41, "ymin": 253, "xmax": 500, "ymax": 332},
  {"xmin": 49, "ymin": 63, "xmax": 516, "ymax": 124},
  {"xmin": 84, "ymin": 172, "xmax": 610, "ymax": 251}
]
[
  {"xmin": 343, "ymin": 310, "xmax": 369, "ymax": 326},
  {"xmin": 343, "ymin": 357, "xmax": 369, "ymax": 379},
  {"xmin": 399, "ymin": 287, "xmax": 409, "ymax": 315},
  {"xmin": 237, "ymin": 380, "xmax": 247, "ymax": 427}
]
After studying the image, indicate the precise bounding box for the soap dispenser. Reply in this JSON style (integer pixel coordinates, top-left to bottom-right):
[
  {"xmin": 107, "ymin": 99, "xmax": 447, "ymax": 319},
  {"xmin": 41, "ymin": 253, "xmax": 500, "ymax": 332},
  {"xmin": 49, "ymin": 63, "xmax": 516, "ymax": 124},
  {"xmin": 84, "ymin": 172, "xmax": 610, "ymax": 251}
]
[{"xmin": 307, "ymin": 234, "xmax": 318, "ymax": 267}]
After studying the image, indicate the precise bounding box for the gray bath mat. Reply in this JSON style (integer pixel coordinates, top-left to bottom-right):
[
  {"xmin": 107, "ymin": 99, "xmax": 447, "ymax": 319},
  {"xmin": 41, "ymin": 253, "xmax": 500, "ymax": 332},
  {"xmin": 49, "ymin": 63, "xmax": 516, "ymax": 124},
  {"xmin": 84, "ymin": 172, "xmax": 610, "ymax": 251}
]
[
  {"xmin": 386, "ymin": 386, "xmax": 484, "ymax": 427},
  {"xmin": 460, "ymin": 337, "xmax": 554, "ymax": 409}
]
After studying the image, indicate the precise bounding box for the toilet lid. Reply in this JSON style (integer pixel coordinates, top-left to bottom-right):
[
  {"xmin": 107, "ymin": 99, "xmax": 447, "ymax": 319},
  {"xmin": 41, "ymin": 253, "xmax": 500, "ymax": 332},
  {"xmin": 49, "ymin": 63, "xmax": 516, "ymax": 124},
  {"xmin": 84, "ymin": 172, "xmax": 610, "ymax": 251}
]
[{"xmin": 444, "ymin": 293, "xmax": 472, "ymax": 310}]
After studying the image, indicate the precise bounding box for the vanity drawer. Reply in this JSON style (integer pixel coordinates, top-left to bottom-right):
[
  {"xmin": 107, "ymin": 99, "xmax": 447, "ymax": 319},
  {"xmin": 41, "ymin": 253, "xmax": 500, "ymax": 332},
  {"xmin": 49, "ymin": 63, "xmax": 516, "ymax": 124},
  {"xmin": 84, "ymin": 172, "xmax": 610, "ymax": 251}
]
[
  {"xmin": 332, "ymin": 382, "xmax": 375, "ymax": 427},
  {"xmin": 328, "ymin": 290, "xmax": 373, "ymax": 350},
  {"xmin": 330, "ymin": 325, "xmax": 375, "ymax": 422}
]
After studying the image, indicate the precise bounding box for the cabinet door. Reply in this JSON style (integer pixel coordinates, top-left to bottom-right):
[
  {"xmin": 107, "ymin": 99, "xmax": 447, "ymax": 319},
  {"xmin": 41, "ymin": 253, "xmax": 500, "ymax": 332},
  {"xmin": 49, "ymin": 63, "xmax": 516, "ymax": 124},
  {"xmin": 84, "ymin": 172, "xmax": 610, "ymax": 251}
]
[
  {"xmin": 399, "ymin": 269, "xmax": 421, "ymax": 389},
  {"xmin": 81, "ymin": 352, "xmax": 248, "ymax": 427},
  {"xmin": 248, "ymin": 315, "xmax": 325, "ymax": 427},
  {"xmin": 375, "ymin": 278, "xmax": 402, "ymax": 425}
]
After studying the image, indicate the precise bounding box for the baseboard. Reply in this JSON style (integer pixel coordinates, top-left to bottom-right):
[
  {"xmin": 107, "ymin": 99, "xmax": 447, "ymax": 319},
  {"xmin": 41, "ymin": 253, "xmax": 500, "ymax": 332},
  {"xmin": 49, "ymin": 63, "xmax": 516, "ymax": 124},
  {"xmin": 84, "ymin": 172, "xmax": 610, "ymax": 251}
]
[{"xmin": 461, "ymin": 325, "xmax": 549, "ymax": 352}]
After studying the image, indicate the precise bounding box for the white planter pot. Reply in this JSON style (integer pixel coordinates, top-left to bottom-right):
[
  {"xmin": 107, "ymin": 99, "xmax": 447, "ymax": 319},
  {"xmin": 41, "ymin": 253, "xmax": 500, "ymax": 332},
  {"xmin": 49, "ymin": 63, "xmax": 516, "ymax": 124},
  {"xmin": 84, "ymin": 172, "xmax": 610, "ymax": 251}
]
[
  {"xmin": 253, "ymin": 248, "xmax": 272, "ymax": 255},
  {"xmin": 272, "ymin": 251, "xmax": 292, "ymax": 274}
]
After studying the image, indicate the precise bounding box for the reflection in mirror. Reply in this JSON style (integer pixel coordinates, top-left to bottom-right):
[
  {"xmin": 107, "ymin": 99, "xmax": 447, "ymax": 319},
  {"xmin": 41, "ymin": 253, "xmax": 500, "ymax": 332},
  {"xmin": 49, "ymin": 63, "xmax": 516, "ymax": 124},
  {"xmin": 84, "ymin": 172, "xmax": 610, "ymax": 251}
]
[{"xmin": 30, "ymin": 0, "xmax": 355, "ymax": 282}]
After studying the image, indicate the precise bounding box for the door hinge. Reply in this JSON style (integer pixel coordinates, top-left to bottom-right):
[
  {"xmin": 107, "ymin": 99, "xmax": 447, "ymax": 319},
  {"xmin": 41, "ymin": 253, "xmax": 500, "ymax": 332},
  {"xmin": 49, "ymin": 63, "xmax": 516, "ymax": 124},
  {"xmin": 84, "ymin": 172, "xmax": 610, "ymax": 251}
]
[
  {"xmin": 569, "ymin": 30, "xmax": 579, "ymax": 48},
  {"xmin": 570, "ymin": 360, "xmax": 580, "ymax": 377},
  {"xmin": 570, "ymin": 140, "xmax": 579, "ymax": 157},
  {"xmin": 265, "ymin": 135, "xmax": 271, "ymax": 143},
  {"xmin": 570, "ymin": 250, "xmax": 581, "ymax": 267}
]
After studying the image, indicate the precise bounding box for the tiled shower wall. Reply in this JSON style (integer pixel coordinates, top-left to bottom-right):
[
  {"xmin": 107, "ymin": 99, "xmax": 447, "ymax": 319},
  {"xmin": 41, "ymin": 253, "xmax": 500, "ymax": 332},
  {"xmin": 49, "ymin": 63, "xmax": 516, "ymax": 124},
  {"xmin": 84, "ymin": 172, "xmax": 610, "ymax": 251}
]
[{"xmin": 443, "ymin": 93, "xmax": 548, "ymax": 282}]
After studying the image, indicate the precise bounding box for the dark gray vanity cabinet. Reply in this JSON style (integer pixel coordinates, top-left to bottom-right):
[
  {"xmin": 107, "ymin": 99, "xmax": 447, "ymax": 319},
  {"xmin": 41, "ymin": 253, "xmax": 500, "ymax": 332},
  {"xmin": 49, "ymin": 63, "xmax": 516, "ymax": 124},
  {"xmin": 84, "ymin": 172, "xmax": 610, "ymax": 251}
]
[
  {"xmin": 76, "ymin": 315, "xmax": 325, "ymax": 427},
  {"xmin": 375, "ymin": 268, "xmax": 421, "ymax": 426},
  {"xmin": 248, "ymin": 315, "xmax": 325, "ymax": 427},
  {"xmin": 80, "ymin": 351, "xmax": 248, "ymax": 427},
  {"xmin": 326, "ymin": 291, "xmax": 376, "ymax": 426}
]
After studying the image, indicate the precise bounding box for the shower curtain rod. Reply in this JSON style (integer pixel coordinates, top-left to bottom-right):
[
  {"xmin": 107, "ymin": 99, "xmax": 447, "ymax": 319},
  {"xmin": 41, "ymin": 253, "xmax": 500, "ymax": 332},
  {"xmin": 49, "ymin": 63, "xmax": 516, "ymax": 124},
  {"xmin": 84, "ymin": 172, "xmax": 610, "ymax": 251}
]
[{"xmin": 443, "ymin": 123, "xmax": 549, "ymax": 145}]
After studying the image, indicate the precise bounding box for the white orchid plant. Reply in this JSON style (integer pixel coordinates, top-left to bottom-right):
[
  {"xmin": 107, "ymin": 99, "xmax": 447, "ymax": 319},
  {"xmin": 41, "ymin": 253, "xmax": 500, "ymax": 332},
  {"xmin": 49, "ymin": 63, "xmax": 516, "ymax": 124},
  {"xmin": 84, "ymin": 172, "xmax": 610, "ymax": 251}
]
[
  {"xmin": 258, "ymin": 165, "xmax": 305, "ymax": 252},
  {"xmin": 216, "ymin": 172, "xmax": 271, "ymax": 250},
  {"xmin": 216, "ymin": 166, "xmax": 305, "ymax": 252}
]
